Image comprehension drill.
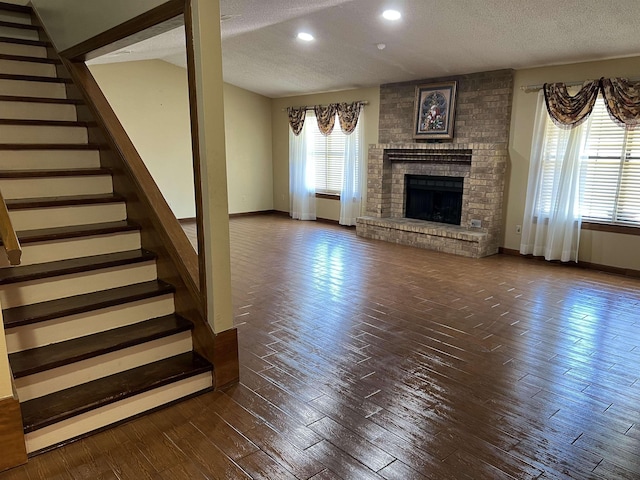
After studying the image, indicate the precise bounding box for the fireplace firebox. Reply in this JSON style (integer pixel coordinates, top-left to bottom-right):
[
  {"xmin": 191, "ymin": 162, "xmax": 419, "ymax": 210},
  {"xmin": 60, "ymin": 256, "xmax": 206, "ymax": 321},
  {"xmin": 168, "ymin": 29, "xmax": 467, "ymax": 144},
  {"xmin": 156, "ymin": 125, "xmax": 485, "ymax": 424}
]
[{"xmin": 404, "ymin": 175, "xmax": 463, "ymax": 225}]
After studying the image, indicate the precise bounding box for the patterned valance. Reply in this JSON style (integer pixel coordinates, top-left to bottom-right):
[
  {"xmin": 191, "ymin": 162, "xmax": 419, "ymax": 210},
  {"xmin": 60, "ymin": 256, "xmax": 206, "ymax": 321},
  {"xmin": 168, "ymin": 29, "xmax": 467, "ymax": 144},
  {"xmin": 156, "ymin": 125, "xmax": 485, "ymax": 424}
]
[
  {"xmin": 314, "ymin": 104, "xmax": 337, "ymax": 135},
  {"xmin": 287, "ymin": 101, "xmax": 365, "ymax": 136},
  {"xmin": 287, "ymin": 106, "xmax": 306, "ymax": 136},
  {"xmin": 544, "ymin": 77, "xmax": 640, "ymax": 130},
  {"xmin": 337, "ymin": 102, "xmax": 363, "ymax": 134},
  {"xmin": 601, "ymin": 77, "xmax": 640, "ymax": 129},
  {"xmin": 543, "ymin": 80, "xmax": 599, "ymax": 129}
]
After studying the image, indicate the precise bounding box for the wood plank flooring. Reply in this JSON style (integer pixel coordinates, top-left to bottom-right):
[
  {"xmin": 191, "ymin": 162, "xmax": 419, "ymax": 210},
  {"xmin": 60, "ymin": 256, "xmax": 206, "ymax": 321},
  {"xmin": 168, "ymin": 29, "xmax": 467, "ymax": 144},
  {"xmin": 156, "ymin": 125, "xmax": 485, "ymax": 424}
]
[{"xmin": 3, "ymin": 213, "xmax": 640, "ymax": 479}]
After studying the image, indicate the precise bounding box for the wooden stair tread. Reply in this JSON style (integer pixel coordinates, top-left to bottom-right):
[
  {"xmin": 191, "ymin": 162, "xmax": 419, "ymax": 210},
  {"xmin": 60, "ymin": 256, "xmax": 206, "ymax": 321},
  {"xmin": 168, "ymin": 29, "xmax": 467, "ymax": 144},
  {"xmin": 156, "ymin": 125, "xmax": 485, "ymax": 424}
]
[
  {"xmin": 0, "ymin": 94, "xmax": 83, "ymax": 105},
  {"xmin": 0, "ymin": 167, "xmax": 111, "ymax": 178},
  {"xmin": 5, "ymin": 192, "xmax": 124, "ymax": 210},
  {"xmin": 0, "ymin": 2, "xmax": 32, "ymax": 14},
  {"xmin": 21, "ymin": 352, "xmax": 212, "ymax": 432},
  {"xmin": 0, "ymin": 143, "xmax": 101, "ymax": 150},
  {"xmin": 0, "ymin": 73, "xmax": 70, "ymax": 83},
  {"xmin": 0, "ymin": 119, "xmax": 94, "ymax": 127},
  {"xmin": 0, "ymin": 19, "xmax": 39, "ymax": 31},
  {"xmin": 0, "ymin": 36, "xmax": 49, "ymax": 48},
  {"xmin": 11, "ymin": 219, "xmax": 138, "ymax": 244},
  {"xmin": 0, "ymin": 248, "xmax": 156, "ymax": 285},
  {"xmin": 3, "ymin": 279, "xmax": 174, "ymax": 328},
  {"xmin": 0, "ymin": 53, "xmax": 59, "ymax": 64},
  {"xmin": 0, "ymin": 219, "xmax": 139, "ymax": 258},
  {"xmin": 10, "ymin": 314, "xmax": 193, "ymax": 378}
]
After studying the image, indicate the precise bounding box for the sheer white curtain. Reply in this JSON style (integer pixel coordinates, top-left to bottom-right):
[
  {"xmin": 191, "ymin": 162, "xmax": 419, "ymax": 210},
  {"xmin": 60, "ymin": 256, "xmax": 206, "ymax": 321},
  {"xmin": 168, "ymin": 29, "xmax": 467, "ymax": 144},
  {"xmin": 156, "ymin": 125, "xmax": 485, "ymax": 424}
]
[
  {"xmin": 339, "ymin": 119, "xmax": 363, "ymax": 226},
  {"xmin": 520, "ymin": 91, "xmax": 590, "ymax": 262},
  {"xmin": 289, "ymin": 125, "xmax": 316, "ymax": 220}
]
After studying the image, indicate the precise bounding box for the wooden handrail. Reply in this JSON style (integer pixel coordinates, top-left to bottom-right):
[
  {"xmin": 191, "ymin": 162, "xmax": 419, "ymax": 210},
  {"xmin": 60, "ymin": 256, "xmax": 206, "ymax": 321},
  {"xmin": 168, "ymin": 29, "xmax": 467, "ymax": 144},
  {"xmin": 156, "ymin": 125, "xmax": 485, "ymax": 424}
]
[{"xmin": 0, "ymin": 190, "xmax": 21, "ymax": 266}]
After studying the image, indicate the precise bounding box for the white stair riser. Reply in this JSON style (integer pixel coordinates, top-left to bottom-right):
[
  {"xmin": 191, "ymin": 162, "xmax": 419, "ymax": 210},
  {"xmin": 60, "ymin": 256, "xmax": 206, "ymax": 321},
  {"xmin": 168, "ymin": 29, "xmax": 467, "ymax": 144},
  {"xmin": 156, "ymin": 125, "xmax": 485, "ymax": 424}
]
[
  {"xmin": 9, "ymin": 203, "xmax": 127, "ymax": 230},
  {"xmin": 0, "ymin": 175, "xmax": 112, "ymax": 200},
  {"xmin": 0, "ymin": 79, "xmax": 66, "ymax": 98},
  {"xmin": 0, "ymin": 149, "xmax": 100, "ymax": 170},
  {"xmin": 0, "ymin": 125, "xmax": 87, "ymax": 144},
  {"xmin": 0, "ymin": 261, "xmax": 157, "ymax": 308},
  {"xmin": 0, "ymin": 101, "xmax": 77, "ymax": 121},
  {"xmin": 0, "ymin": 11, "xmax": 32, "ymax": 25},
  {"xmin": 15, "ymin": 331, "xmax": 193, "ymax": 401},
  {"xmin": 0, "ymin": 25, "xmax": 39, "ymax": 41},
  {"xmin": 0, "ymin": 231, "xmax": 141, "ymax": 267},
  {"xmin": 5, "ymin": 294, "xmax": 175, "ymax": 353},
  {"xmin": 0, "ymin": 42, "xmax": 46, "ymax": 58},
  {"xmin": 0, "ymin": 59, "xmax": 56, "ymax": 77},
  {"xmin": 24, "ymin": 372, "xmax": 212, "ymax": 453}
]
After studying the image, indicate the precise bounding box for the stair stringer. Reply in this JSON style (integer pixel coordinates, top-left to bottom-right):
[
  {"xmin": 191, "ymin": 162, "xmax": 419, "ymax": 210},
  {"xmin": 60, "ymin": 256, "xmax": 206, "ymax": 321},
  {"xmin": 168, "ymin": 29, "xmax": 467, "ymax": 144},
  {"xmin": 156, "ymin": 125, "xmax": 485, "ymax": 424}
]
[{"xmin": 50, "ymin": 48, "xmax": 239, "ymax": 390}]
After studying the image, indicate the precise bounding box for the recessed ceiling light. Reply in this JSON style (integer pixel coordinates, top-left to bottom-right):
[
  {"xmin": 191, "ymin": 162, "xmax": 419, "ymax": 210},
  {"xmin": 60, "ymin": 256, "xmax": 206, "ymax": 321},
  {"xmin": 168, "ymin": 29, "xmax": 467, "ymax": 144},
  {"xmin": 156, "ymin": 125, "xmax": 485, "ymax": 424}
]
[
  {"xmin": 297, "ymin": 32, "xmax": 314, "ymax": 42},
  {"xmin": 382, "ymin": 9, "xmax": 401, "ymax": 21}
]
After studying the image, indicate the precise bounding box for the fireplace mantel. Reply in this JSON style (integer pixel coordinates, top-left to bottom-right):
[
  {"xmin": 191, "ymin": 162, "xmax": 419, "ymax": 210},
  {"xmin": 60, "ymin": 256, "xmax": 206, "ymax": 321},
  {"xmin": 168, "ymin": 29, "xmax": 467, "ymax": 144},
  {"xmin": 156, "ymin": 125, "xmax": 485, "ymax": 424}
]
[
  {"xmin": 356, "ymin": 142, "xmax": 507, "ymax": 258},
  {"xmin": 385, "ymin": 148, "xmax": 472, "ymax": 165}
]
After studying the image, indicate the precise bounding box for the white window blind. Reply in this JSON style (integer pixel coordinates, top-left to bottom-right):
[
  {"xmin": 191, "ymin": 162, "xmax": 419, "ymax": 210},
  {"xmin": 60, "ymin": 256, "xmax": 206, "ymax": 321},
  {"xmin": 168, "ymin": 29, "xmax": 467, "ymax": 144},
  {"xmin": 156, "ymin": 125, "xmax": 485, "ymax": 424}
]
[
  {"xmin": 537, "ymin": 96, "xmax": 640, "ymax": 226},
  {"xmin": 581, "ymin": 97, "xmax": 640, "ymax": 224},
  {"xmin": 305, "ymin": 112, "xmax": 361, "ymax": 195},
  {"xmin": 536, "ymin": 117, "xmax": 572, "ymax": 217}
]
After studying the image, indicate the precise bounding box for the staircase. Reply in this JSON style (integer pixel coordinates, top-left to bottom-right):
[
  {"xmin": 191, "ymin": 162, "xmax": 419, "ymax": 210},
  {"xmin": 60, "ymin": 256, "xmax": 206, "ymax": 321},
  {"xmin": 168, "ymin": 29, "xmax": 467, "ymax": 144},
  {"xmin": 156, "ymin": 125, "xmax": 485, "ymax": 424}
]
[{"xmin": 0, "ymin": 2, "xmax": 213, "ymax": 455}]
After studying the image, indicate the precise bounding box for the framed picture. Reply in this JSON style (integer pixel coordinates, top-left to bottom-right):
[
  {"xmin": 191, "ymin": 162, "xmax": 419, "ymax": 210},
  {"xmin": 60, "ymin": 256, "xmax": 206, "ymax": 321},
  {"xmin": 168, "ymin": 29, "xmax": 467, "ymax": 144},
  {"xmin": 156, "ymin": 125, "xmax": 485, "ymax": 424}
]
[{"xmin": 413, "ymin": 81, "xmax": 457, "ymax": 140}]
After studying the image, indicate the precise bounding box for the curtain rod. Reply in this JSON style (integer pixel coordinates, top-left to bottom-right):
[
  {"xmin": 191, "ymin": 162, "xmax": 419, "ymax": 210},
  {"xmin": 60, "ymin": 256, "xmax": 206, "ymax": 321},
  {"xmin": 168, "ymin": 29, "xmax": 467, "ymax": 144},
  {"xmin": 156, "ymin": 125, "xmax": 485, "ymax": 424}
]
[
  {"xmin": 281, "ymin": 100, "xmax": 368, "ymax": 112},
  {"xmin": 520, "ymin": 76, "xmax": 640, "ymax": 93}
]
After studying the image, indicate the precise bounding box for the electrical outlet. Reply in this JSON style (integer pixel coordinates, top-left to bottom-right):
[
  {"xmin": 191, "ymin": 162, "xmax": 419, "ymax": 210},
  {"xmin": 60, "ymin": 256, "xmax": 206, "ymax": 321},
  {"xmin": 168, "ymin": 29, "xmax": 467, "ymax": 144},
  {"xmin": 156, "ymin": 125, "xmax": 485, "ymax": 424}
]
[
  {"xmin": 470, "ymin": 219, "xmax": 482, "ymax": 228},
  {"xmin": 516, "ymin": 224, "xmax": 522, "ymax": 234}
]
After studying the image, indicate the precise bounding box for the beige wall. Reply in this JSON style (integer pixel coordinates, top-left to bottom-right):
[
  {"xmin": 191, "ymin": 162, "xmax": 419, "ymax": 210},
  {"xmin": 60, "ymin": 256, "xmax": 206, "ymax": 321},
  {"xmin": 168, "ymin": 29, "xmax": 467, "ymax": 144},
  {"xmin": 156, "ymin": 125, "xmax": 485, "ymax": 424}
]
[
  {"xmin": 271, "ymin": 87, "xmax": 380, "ymax": 221},
  {"xmin": 223, "ymin": 83, "xmax": 274, "ymax": 214},
  {"xmin": 506, "ymin": 56, "xmax": 640, "ymax": 270},
  {"xmin": 31, "ymin": 0, "xmax": 169, "ymax": 52},
  {"xmin": 89, "ymin": 60, "xmax": 274, "ymax": 218},
  {"xmin": 90, "ymin": 60, "xmax": 196, "ymax": 219}
]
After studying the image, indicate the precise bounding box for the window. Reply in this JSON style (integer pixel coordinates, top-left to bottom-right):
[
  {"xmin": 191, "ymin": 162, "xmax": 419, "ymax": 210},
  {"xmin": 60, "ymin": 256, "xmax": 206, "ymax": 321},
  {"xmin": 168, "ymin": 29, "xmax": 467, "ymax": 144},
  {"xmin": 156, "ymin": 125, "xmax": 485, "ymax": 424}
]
[
  {"xmin": 538, "ymin": 96, "xmax": 640, "ymax": 226},
  {"xmin": 581, "ymin": 98, "xmax": 640, "ymax": 224},
  {"xmin": 305, "ymin": 112, "xmax": 361, "ymax": 195}
]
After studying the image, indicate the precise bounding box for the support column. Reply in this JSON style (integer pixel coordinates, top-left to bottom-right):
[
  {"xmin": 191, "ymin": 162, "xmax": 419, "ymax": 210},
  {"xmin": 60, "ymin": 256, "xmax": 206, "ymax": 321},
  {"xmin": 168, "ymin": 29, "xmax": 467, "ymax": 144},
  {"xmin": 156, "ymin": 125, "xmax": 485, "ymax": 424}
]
[
  {"xmin": 188, "ymin": 0, "xmax": 233, "ymax": 334},
  {"xmin": 187, "ymin": 0, "xmax": 238, "ymax": 387}
]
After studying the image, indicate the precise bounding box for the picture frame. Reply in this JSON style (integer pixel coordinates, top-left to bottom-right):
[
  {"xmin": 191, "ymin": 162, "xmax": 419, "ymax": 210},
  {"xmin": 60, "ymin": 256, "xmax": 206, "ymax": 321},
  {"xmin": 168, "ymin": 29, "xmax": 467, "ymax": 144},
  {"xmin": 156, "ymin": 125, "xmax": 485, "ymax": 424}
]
[{"xmin": 413, "ymin": 81, "xmax": 458, "ymax": 140}]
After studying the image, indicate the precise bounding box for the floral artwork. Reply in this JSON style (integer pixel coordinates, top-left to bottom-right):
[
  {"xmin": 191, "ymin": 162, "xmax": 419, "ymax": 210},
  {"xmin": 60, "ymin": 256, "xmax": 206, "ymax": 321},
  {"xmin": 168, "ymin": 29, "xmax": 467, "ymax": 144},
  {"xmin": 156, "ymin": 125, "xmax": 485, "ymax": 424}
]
[{"xmin": 413, "ymin": 81, "xmax": 457, "ymax": 140}]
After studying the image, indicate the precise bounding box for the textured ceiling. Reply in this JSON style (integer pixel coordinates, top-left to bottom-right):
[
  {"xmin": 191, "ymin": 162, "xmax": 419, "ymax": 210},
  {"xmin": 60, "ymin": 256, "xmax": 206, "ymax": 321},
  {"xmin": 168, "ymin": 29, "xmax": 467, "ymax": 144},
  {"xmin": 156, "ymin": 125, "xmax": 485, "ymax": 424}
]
[{"xmin": 88, "ymin": 0, "xmax": 640, "ymax": 98}]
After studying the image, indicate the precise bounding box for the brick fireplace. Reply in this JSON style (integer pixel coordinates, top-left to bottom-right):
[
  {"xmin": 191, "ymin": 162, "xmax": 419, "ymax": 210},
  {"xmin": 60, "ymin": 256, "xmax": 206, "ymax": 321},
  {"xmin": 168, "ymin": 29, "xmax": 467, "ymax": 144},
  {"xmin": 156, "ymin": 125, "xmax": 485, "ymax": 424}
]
[{"xmin": 356, "ymin": 70, "xmax": 513, "ymax": 258}]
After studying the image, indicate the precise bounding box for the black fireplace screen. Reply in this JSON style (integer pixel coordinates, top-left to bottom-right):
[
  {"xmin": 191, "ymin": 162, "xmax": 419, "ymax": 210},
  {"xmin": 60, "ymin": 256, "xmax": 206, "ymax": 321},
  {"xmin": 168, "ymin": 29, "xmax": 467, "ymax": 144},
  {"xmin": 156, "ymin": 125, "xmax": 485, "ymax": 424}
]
[{"xmin": 405, "ymin": 175, "xmax": 463, "ymax": 225}]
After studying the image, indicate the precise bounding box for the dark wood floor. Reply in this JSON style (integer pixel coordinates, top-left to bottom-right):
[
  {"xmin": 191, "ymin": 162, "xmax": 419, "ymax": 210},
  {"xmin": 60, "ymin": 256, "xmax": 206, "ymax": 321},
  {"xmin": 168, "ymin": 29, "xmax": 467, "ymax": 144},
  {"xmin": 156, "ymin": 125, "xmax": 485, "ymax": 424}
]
[{"xmin": 3, "ymin": 214, "xmax": 640, "ymax": 479}]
